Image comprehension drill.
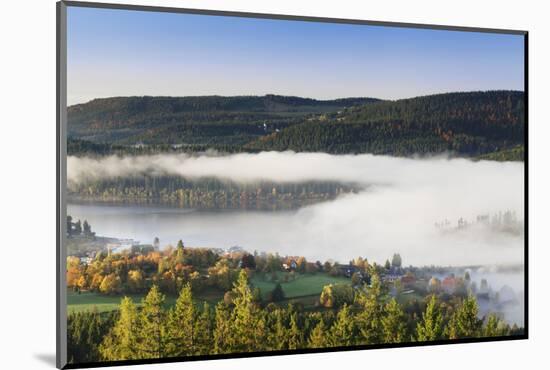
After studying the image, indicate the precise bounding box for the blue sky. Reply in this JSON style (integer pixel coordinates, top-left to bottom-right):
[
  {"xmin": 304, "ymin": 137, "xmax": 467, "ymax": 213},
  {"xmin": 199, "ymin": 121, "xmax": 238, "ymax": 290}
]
[{"xmin": 67, "ymin": 6, "xmax": 524, "ymax": 105}]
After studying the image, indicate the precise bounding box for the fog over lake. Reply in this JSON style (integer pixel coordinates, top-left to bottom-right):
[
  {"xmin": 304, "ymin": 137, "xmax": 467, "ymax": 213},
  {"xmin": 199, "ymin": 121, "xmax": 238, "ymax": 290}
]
[{"xmin": 67, "ymin": 152, "xmax": 524, "ymax": 267}]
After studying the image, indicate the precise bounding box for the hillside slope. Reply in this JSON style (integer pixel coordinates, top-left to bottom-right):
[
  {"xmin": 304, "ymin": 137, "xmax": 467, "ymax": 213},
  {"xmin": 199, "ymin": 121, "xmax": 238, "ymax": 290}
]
[
  {"xmin": 245, "ymin": 91, "xmax": 525, "ymax": 157},
  {"xmin": 67, "ymin": 91, "xmax": 525, "ymax": 159},
  {"xmin": 68, "ymin": 95, "xmax": 378, "ymax": 147}
]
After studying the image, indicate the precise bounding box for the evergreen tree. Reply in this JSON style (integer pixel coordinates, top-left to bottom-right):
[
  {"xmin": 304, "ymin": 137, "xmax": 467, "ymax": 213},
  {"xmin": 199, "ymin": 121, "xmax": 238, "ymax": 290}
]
[
  {"xmin": 269, "ymin": 283, "xmax": 285, "ymax": 302},
  {"xmin": 137, "ymin": 285, "xmax": 167, "ymax": 358},
  {"xmin": 99, "ymin": 297, "xmax": 139, "ymax": 361},
  {"xmin": 483, "ymin": 313, "xmax": 509, "ymax": 337},
  {"xmin": 381, "ymin": 298, "xmax": 407, "ymax": 343},
  {"xmin": 308, "ymin": 319, "xmax": 328, "ymax": 348},
  {"xmin": 447, "ymin": 295, "xmax": 482, "ymax": 339},
  {"xmin": 166, "ymin": 284, "xmax": 195, "ymax": 357},
  {"xmin": 228, "ymin": 269, "xmax": 264, "ymax": 352},
  {"xmin": 74, "ymin": 219, "xmax": 82, "ymax": 235},
  {"xmin": 212, "ymin": 302, "xmax": 231, "ymax": 354},
  {"xmin": 391, "ymin": 253, "xmax": 402, "ymax": 269},
  {"xmin": 176, "ymin": 240, "xmax": 185, "ymax": 263},
  {"xmin": 82, "ymin": 220, "xmax": 93, "ymax": 237},
  {"xmin": 84, "ymin": 311, "xmax": 105, "ymax": 362},
  {"xmin": 416, "ymin": 295, "xmax": 444, "ymax": 341},
  {"xmin": 329, "ymin": 304, "xmax": 355, "ymax": 347},
  {"xmin": 266, "ymin": 308, "xmax": 288, "ymax": 350},
  {"xmin": 252, "ymin": 310, "xmax": 267, "ymax": 352},
  {"xmin": 288, "ymin": 313, "xmax": 303, "ymax": 350},
  {"xmin": 356, "ymin": 274, "xmax": 383, "ymax": 344},
  {"xmin": 195, "ymin": 302, "xmax": 214, "ymax": 355},
  {"xmin": 67, "ymin": 215, "xmax": 73, "ymax": 235}
]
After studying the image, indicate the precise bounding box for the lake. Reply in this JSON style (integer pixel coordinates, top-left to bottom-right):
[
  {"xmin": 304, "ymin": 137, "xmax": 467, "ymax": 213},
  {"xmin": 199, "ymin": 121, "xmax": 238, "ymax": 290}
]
[{"xmin": 68, "ymin": 201, "xmax": 298, "ymax": 255}]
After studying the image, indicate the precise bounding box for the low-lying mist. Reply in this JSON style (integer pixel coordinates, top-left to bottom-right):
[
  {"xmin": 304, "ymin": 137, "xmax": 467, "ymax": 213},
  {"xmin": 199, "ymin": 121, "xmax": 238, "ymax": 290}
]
[{"xmin": 67, "ymin": 152, "xmax": 524, "ymax": 267}]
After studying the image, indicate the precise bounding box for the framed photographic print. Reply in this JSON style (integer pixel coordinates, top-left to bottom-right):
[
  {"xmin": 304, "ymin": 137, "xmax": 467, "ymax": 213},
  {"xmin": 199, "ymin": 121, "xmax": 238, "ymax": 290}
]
[{"xmin": 56, "ymin": 1, "xmax": 528, "ymax": 368}]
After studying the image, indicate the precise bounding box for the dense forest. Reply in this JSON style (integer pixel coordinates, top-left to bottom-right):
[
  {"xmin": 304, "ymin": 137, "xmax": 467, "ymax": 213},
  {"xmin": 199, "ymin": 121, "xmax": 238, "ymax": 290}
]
[
  {"xmin": 68, "ymin": 91, "xmax": 525, "ymax": 160},
  {"xmin": 68, "ymin": 175, "xmax": 360, "ymax": 210},
  {"xmin": 67, "ymin": 244, "xmax": 523, "ymax": 364},
  {"xmin": 68, "ymin": 95, "xmax": 377, "ymax": 147},
  {"xmin": 246, "ymin": 91, "xmax": 525, "ymax": 157},
  {"xmin": 68, "ymin": 257, "xmax": 522, "ymax": 364}
]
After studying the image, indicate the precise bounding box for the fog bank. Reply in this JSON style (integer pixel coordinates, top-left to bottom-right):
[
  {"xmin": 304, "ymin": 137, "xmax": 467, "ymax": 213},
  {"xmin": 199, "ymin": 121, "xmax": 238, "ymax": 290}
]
[{"xmin": 67, "ymin": 152, "xmax": 524, "ymax": 267}]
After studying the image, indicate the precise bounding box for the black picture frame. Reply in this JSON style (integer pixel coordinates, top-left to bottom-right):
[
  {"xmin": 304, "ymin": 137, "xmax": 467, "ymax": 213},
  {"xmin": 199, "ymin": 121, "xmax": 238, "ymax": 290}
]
[{"xmin": 56, "ymin": 1, "xmax": 529, "ymax": 368}]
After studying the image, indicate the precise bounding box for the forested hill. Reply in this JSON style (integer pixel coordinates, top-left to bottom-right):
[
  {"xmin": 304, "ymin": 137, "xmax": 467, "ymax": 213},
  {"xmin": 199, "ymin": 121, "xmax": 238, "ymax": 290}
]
[
  {"xmin": 68, "ymin": 91, "xmax": 525, "ymax": 160},
  {"xmin": 68, "ymin": 95, "xmax": 378, "ymax": 147},
  {"xmin": 245, "ymin": 91, "xmax": 525, "ymax": 159}
]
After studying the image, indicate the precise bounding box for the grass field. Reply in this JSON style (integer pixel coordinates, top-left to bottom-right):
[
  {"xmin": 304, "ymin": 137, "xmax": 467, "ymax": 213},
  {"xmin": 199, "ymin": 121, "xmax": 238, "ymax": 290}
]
[
  {"xmin": 67, "ymin": 287, "xmax": 225, "ymax": 314},
  {"xmin": 67, "ymin": 272, "xmax": 350, "ymax": 313},
  {"xmin": 251, "ymin": 272, "xmax": 350, "ymax": 299},
  {"xmin": 67, "ymin": 290, "xmax": 176, "ymax": 313}
]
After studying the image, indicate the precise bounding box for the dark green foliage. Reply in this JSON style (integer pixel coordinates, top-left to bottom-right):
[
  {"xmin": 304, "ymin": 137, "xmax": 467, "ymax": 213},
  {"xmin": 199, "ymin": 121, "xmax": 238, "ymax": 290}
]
[
  {"xmin": 68, "ymin": 95, "xmax": 378, "ymax": 146},
  {"xmin": 73, "ymin": 220, "xmax": 82, "ymax": 235},
  {"xmin": 446, "ymin": 295, "xmax": 483, "ymax": 339},
  {"xmin": 67, "ymin": 216, "xmax": 94, "ymax": 238},
  {"xmin": 69, "ymin": 174, "xmax": 360, "ymax": 210},
  {"xmin": 476, "ymin": 145, "xmax": 524, "ymax": 161},
  {"xmin": 67, "ymin": 91, "xmax": 525, "ymax": 160},
  {"xmin": 67, "ymin": 311, "xmax": 117, "ymax": 363},
  {"xmin": 241, "ymin": 254, "xmax": 256, "ymax": 269},
  {"xmin": 416, "ymin": 295, "xmax": 444, "ymax": 341},
  {"xmin": 246, "ymin": 91, "xmax": 524, "ymax": 158},
  {"xmin": 391, "ymin": 253, "xmax": 402, "ymax": 269},
  {"xmin": 267, "ymin": 283, "xmax": 285, "ymax": 302},
  {"xmin": 67, "ymin": 138, "xmax": 125, "ymax": 156},
  {"xmin": 70, "ymin": 272, "xmax": 523, "ymax": 364}
]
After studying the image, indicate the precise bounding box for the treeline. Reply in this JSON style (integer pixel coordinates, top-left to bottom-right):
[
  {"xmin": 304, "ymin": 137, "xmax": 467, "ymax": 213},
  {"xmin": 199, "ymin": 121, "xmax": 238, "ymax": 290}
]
[
  {"xmin": 68, "ymin": 95, "xmax": 376, "ymax": 145},
  {"xmin": 245, "ymin": 91, "xmax": 525, "ymax": 158},
  {"xmin": 67, "ymin": 243, "xmax": 362, "ymax": 296},
  {"xmin": 67, "ymin": 216, "xmax": 94, "ymax": 237},
  {"xmin": 68, "ymin": 271, "xmax": 523, "ymax": 364},
  {"xmin": 67, "ymin": 242, "xmax": 219, "ymax": 295},
  {"xmin": 476, "ymin": 145, "xmax": 524, "ymax": 161},
  {"xmin": 68, "ymin": 175, "xmax": 359, "ymax": 210},
  {"xmin": 67, "ymin": 92, "xmax": 524, "ymax": 160},
  {"xmin": 67, "ymin": 138, "xmax": 259, "ymax": 157}
]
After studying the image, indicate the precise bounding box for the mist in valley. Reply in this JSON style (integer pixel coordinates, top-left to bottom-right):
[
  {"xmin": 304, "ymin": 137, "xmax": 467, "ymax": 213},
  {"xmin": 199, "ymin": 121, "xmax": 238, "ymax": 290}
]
[
  {"xmin": 68, "ymin": 151, "xmax": 524, "ymax": 266},
  {"xmin": 68, "ymin": 151, "xmax": 525, "ymax": 324}
]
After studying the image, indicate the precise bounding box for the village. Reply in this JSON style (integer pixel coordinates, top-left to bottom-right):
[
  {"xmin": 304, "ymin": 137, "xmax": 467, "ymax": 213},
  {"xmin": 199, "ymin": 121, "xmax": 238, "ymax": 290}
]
[{"xmin": 67, "ymin": 217, "xmax": 521, "ymax": 328}]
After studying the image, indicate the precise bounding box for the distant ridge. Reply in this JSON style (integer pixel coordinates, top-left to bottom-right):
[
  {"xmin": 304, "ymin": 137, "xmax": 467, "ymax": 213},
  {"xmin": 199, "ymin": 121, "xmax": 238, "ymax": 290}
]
[
  {"xmin": 68, "ymin": 95, "xmax": 380, "ymax": 146},
  {"xmin": 67, "ymin": 91, "xmax": 524, "ymax": 160},
  {"xmin": 245, "ymin": 91, "xmax": 524, "ymax": 159}
]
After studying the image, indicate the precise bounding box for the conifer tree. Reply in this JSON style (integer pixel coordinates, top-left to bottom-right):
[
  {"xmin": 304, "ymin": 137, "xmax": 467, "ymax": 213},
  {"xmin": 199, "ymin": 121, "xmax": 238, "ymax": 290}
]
[
  {"xmin": 99, "ymin": 297, "xmax": 139, "ymax": 361},
  {"xmin": 416, "ymin": 295, "xmax": 443, "ymax": 341},
  {"xmin": 356, "ymin": 274, "xmax": 383, "ymax": 344},
  {"xmin": 176, "ymin": 240, "xmax": 185, "ymax": 263},
  {"xmin": 483, "ymin": 313, "xmax": 509, "ymax": 337},
  {"xmin": 74, "ymin": 219, "xmax": 82, "ymax": 235},
  {"xmin": 166, "ymin": 283, "xmax": 195, "ymax": 357},
  {"xmin": 212, "ymin": 302, "xmax": 231, "ymax": 354},
  {"xmin": 329, "ymin": 304, "xmax": 355, "ymax": 347},
  {"xmin": 228, "ymin": 269, "xmax": 261, "ymax": 352},
  {"xmin": 447, "ymin": 295, "xmax": 482, "ymax": 339},
  {"xmin": 267, "ymin": 308, "xmax": 288, "ymax": 350},
  {"xmin": 381, "ymin": 298, "xmax": 407, "ymax": 343},
  {"xmin": 308, "ymin": 319, "xmax": 328, "ymax": 348},
  {"xmin": 83, "ymin": 220, "xmax": 92, "ymax": 237},
  {"xmin": 137, "ymin": 285, "xmax": 167, "ymax": 359},
  {"xmin": 252, "ymin": 310, "xmax": 267, "ymax": 352},
  {"xmin": 287, "ymin": 313, "xmax": 303, "ymax": 350},
  {"xmin": 195, "ymin": 302, "xmax": 213, "ymax": 356}
]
